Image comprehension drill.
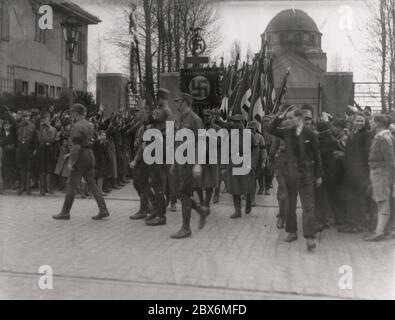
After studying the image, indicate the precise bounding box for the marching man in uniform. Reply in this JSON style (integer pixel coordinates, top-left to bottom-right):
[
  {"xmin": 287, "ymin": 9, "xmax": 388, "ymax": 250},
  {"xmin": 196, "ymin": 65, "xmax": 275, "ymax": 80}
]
[
  {"xmin": 171, "ymin": 93, "xmax": 209, "ymax": 239},
  {"xmin": 144, "ymin": 89, "xmax": 173, "ymax": 226},
  {"xmin": 53, "ymin": 104, "xmax": 110, "ymax": 221}
]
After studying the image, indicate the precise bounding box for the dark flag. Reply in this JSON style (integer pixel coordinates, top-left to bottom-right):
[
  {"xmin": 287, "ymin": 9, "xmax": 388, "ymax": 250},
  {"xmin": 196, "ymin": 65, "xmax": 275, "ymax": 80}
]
[
  {"xmin": 249, "ymin": 47, "xmax": 266, "ymax": 132},
  {"xmin": 231, "ymin": 64, "xmax": 251, "ymax": 120},
  {"xmin": 264, "ymin": 56, "xmax": 275, "ymax": 114},
  {"xmin": 225, "ymin": 80, "xmax": 241, "ymax": 119},
  {"xmin": 272, "ymin": 67, "xmax": 291, "ymax": 114}
]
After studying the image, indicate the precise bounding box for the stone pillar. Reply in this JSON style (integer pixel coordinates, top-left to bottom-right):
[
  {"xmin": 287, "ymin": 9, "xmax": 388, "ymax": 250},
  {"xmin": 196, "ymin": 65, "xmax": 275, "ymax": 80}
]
[
  {"xmin": 96, "ymin": 73, "xmax": 129, "ymax": 117},
  {"xmin": 322, "ymin": 72, "xmax": 354, "ymax": 118}
]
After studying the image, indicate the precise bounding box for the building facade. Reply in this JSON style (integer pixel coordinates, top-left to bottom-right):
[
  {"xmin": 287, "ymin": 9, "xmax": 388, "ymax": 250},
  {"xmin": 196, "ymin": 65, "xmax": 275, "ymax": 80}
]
[
  {"xmin": 0, "ymin": 0, "xmax": 100, "ymax": 99},
  {"xmin": 262, "ymin": 9, "xmax": 354, "ymax": 116}
]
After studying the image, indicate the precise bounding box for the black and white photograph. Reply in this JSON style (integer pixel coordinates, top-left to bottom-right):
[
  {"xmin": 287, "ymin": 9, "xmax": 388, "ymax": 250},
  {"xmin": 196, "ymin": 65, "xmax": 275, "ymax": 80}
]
[{"xmin": 0, "ymin": 0, "xmax": 394, "ymax": 303}]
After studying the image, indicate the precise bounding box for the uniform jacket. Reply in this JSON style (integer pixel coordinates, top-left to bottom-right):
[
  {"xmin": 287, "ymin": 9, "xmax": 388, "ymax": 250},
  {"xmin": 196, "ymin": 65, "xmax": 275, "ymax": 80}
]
[{"xmin": 69, "ymin": 119, "xmax": 95, "ymax": 168}]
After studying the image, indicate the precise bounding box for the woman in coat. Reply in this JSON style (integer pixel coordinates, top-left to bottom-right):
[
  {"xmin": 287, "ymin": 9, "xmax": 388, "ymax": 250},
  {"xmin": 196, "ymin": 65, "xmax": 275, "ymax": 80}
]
[
  {"xmin": 339, "ymin": 113, "xmax": 372, "ymax": 233},
  {"xmin": 225, "ymin": 115, "xmax": 255, "ymax": 219}
]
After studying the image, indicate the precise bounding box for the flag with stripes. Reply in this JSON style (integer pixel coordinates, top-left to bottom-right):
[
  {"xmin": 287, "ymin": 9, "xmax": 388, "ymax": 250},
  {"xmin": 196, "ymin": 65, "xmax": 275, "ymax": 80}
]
[
  {"xmin": 231, "ymin": 65, "xmax": 251, "ymax": 119},
  {"xmin": 248, "ymin": 49, "xmax": 265, "ymax": 131}
]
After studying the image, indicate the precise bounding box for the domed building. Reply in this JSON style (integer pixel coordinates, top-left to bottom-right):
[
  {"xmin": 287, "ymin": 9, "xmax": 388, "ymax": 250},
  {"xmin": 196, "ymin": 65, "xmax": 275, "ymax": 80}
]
[{"xmin": 262, "ymin": 9, "xmax": 353, "ymax": 116}]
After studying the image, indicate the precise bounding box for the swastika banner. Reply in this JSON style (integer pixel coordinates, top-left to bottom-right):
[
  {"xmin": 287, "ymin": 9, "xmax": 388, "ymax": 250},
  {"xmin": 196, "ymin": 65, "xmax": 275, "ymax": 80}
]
[{"xmin": 180, "ymin": 68, "xmax": 221, "ymax": 111}]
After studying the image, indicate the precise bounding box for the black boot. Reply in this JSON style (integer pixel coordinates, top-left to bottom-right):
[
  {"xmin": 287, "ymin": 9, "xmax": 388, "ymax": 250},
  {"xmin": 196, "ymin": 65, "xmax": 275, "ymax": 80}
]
[
  {"xmin": 171, "ymin": 205, "xmax": 192, "ymax": 239},
  {"xmin": 205, "ymin": 188, "xmax": 213, "ymax": 210},
  {"xmin": 146, "ymin": 215, "xmax": 166, "ymax": 226},
  {"xmin": 53, "ymin": 212, "xmax": 71, "ymax": 220},
  {"xmin": 111, "ymin": 178, "xmax": 121, "ymax": 190},
  {"xmin": 257, "ymin": 176, "xmax": 264, "ymax": 195},
  {"xmin": 39, "ymin": 173, "xmax": 46, "ymax": 196},
  {"xmin": 245, "ymin": 194, "xmax": 252, "ymax": 214},
  {"xmin": 130, "ymin": 197, "xmax": 148, "ymax": 220},
  {"xmin": 191, "ymin": 199, "xmax": 209, "ymax": 229},
  {"xmin": 25, "ymin": 172, "xmax": 32, "ymax": 195},
  {"xmin": 92, "ymin": 208, "xmax": 110, "ymax": 220},
  {"xmin": 230, "ymin": 195, "xmax": 242, "ymax": 219},
  {"xmin": 213, "ymin": 187, "xmax": 220, "ymax": 204},
  {"xmin": 146, "ymin": 192, "xmax": 167, "ymax": 226},
  {"xmin": 46, "ymin": 174, "xmax": 54, "ymax": 194},
  {"xmin": 17, "ymin": 171, "xmax": 26, "ymax": 195},
  {"xmin": 130, "ymin": 211, "xmax": 147, "ymax": 220}
]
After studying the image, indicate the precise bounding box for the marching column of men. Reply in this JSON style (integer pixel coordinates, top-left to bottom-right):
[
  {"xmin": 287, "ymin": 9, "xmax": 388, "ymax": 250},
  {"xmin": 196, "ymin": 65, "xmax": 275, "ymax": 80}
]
[{"xmin": 1, "ymin": 87, "xmax": 395, "ymax": 251}]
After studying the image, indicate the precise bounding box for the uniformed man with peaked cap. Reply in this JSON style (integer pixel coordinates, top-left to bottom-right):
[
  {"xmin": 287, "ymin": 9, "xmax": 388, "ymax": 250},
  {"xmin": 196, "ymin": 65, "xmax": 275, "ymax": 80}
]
[
  {"xmin": 53, "ymin": 104, "xmax": 110, "ymax": 221},
  {"xmin": 144, "ymin": 88, "xmax": 174, "ymax": 226},
  {"xmin": 171, "ymin": 93, "xmax": 209, "ymax": 239}
]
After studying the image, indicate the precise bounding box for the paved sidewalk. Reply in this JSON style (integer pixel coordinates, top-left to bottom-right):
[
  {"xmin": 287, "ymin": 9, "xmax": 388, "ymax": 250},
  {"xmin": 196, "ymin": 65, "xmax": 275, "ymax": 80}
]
[{"xmin": 0, "ymin": 185, "xmax": 394, "ymax": 300}]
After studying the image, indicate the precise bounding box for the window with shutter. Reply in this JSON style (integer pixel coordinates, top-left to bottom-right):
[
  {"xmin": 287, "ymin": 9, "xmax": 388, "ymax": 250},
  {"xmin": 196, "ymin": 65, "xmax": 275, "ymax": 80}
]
[{"xmin": 81, "ymin": 32, "xmax": 86, "ymax": 64}]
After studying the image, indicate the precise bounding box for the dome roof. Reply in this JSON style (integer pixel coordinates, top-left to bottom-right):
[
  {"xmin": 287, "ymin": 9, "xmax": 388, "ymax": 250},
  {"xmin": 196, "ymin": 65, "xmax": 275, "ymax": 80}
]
[{"xmin": 265, "ymin": 9, "xmax": 320, "ymax": 34}]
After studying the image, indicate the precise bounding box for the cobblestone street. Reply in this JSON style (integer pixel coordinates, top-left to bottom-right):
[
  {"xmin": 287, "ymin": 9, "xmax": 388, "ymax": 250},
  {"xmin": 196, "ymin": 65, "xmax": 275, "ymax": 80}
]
[{"xmin": 0, "ymin": 185, "xmax": 394, "ymax": 300}]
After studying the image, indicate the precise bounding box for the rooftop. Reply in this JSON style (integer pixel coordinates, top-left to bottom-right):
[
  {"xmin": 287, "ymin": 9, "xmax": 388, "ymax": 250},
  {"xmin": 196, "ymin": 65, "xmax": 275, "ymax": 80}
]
[{"xmin": 265, "ymin": 9, "xmax": 321, "ymax": 34}]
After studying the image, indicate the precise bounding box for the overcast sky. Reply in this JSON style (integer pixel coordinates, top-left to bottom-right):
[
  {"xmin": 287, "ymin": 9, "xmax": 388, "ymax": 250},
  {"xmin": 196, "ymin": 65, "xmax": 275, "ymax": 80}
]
[{"xmin": 73, "ymin": 0, "xmax": 375, "ymax": 92}]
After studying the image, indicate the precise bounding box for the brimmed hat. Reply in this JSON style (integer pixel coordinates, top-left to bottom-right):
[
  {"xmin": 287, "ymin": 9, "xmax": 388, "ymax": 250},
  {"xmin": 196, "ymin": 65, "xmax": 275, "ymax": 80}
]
[
  {"xmin": 175, "ymin": 93, "xmax": 193, "ymax": 105},
  {"xmin": 302, "ymin": 109, "xmax": 313, "ymax": 119},
  {"xmin": 157, "ymin": 88, "xmax": 170, "ymax": 100}
]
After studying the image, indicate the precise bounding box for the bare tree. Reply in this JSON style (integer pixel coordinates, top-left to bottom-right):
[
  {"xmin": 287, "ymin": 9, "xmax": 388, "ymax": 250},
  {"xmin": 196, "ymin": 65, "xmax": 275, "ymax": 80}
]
[
  {"xmin": 143, "ymin": 0, "xmax": 155, "ymax": 106},
  {"xmin": 230, "ymin": 40, "xmax": 242, "ymax": 65},
  {"xmin": 364, "ymin": 0, "xmax": 395, "ymax": 112},
  {"xmin": 87, "ymin": 30, "xmax": 108, "ymax": 94},
  {"xmin": 110, "ymin": 0, "xmax": 222, "ymax": 101},
  {"xmin": 386, "ymin": 0, "xmax": 395, "ymax": 111}
]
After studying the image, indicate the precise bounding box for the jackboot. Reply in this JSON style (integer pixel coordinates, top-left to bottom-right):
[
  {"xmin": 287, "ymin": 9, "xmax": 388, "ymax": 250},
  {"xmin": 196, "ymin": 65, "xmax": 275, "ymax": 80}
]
[
  {"xmin": 39, "ymin": 173, "xmax": 46, "ymax": 196},
  {"xmin": 92, "ymin": 208, "xmax": 110, "ymax": 220},
  {"xmin": 205, "ymin": 188, "xmax": 213, "ymax": 210},
  {"xmin": 191, "ymin": 199, "xmax": 209, "ymax": 229},
  {"xmin": 171, "ymin": 205, "xmax": 192, "ymax": 239},
  {"xmin": 213, "ymin": 187, "xmax": 220, "ymax": 204},
  {"xmin": 25, "ymin": 172, "xmax": 32, "ymax": 195},
  {"xmin": 91, "ymin": 186, "xmax": 109, "ymax": 220},
  {"xmin": 129, "ymin": 203, "xmax": 148, "ymax": 220},
  {"xmin": 46, "ymin": 174, "xmax": 54, "ymax": 194},
  {"xmin": 17, "ymin": 171, "xmax": 26, "ymax": 195},
  {"xmin": 245, "ymin": 194, "xmax": 252, "ymax": 214},
  {"xmin": 230, "ymin": 195, "xmax": 242, "ymax": 219},
  {"xmin": 53, "ymin": 212, "xmax": 71, "ymax": 220}
]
